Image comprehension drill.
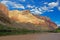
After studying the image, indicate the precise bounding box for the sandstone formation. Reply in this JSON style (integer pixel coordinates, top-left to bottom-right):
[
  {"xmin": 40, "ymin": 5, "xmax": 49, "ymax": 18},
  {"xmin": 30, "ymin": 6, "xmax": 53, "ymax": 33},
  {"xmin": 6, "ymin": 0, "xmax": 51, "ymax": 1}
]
[
  {"xmin": 0, "ymin": 3, "xmax": 11, "ymax": 24},
  {"xmin": 0, "ymin": 3, "xmax": 8, "ymax": 15},
  {"xmin": 0, "ymin": 3, "xmax": 58, "ymax": 31}
]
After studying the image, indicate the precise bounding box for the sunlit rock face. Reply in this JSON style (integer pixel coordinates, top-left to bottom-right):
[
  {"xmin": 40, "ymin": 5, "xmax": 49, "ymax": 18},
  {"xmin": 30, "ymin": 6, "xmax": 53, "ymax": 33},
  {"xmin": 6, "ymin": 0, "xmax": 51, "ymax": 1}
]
[
  {"xmin": 9, "ymin": 10, "xmax": 57, "ymax": 30},
  {"xmin": 0, "ymin": 3, "xmax": 58, "ymax": 31}
]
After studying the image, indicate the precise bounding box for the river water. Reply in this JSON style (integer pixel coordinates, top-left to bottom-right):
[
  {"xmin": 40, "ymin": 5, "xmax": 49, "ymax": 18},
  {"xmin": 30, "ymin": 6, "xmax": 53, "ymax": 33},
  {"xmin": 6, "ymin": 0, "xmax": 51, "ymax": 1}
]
[{"xmin": 0, "ymin": 33, "xmax": 60, "ymax": 40}]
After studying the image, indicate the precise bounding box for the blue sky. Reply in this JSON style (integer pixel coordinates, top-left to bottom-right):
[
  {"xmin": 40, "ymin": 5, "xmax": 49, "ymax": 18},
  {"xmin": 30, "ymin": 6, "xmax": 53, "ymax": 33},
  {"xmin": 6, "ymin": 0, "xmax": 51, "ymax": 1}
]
[{"xmin": 0, "ymin": 0, "xmax": 60, "ymax": 26}]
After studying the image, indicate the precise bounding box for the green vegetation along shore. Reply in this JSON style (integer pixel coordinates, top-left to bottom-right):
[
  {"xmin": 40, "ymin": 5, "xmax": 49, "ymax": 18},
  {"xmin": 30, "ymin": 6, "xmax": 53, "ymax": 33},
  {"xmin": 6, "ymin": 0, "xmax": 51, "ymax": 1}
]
[
  {"xmin": 0, "ymin": 24, "xmax": 40, "ymax": 36},
  {"xmin": 0, "ymin": 24, "xmax": 60, "ymax": 36}
]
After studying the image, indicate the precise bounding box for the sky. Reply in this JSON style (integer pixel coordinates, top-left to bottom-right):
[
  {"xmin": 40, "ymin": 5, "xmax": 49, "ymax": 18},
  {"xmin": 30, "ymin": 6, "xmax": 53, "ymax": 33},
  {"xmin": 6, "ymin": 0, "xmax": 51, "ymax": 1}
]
[{"xmin": 0, "ymin": 0, "xmax": 60, "ymax": 26}]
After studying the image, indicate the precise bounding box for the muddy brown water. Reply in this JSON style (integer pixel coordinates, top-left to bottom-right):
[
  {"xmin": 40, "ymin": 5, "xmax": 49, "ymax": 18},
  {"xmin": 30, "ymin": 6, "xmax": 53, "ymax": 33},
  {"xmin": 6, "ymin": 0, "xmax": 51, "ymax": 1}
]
[{"xmin": 0, "ymin": 33, "xmax": 60, "ymax": 40}]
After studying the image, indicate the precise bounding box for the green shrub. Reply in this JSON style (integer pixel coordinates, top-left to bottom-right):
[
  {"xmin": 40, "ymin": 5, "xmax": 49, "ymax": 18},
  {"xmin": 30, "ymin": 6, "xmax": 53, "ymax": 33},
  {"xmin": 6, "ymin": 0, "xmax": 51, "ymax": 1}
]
[
  {"xmin": 50, "ymin": 28, "xmax": 60, "ymax": 33},
  {"xmin": 0, "ymin": 24, "xmax": 41, "ymax": 36}
]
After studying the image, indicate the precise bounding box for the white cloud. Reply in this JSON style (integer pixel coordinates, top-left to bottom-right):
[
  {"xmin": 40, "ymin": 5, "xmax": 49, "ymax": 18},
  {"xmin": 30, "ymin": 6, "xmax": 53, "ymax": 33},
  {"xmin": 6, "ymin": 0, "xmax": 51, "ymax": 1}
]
[
  {"xmin": 1, "ymin": 1, "xmax": 8, "ymax": 5},
  {"xmin": 48, "ymin": 10, "xmax": 54, "ymax": 12},
  {"xmin": 42, "ymin": 1, "xmax": 60, "ymax": 12},
  {"xmin": 30, "ymin": 7, "xmax": 42, "ymax": 15},
  {"xmin": 45, "ymin": 1, "xmax": 60, "ymax": 11},
  {"xmin": 12, "ymin": 4, "xmax": 25, "ymax": 9},
  {"xmin": 41, "ymin": 6, "xmax": 48, "ymax": 11},
  {"xmin": 48, "ymin": 2, "xmax": 58, "ymax": 8},
  {"xmin": 44, "ymin": 2, "xmax": 48, "ymax": 4},
  {"xmin": 30, "ymin": 5, "xmax": 54, "ymax": 15},
  {"xmin": 1, "ymin": 1, "xmax": 12, "ymax": 8},
  {"xmin": 19, "ymin": 0, "xmax": 25, "ymax": 2},
  {"xmin": 58, "ymin": 7, "xmax": 60, "ymax": 10},
  {"xmin": 58, "ymin": 24, "xmax": 60, "ymax": 26},
  {"xmin": 55, "ymin": 21, "xmax": 60, "ymax": 26},
  {"xmin": 1, "ymin": 0, "xmax": 25, "ymax": 9},
  {"xmin": 43, "ymin": 1, "xmax": 60, "ymax": 11},
  {"xmin": 1, "ymin": 0, "xmax": 60, "ymax": 15},
  {"xmin": 38, "ymin": 8, "xmax": 42, "ymax": 11},
  {"xmin": 27, "ymin": 5, "xmax": 35, "ymax": 8}
]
